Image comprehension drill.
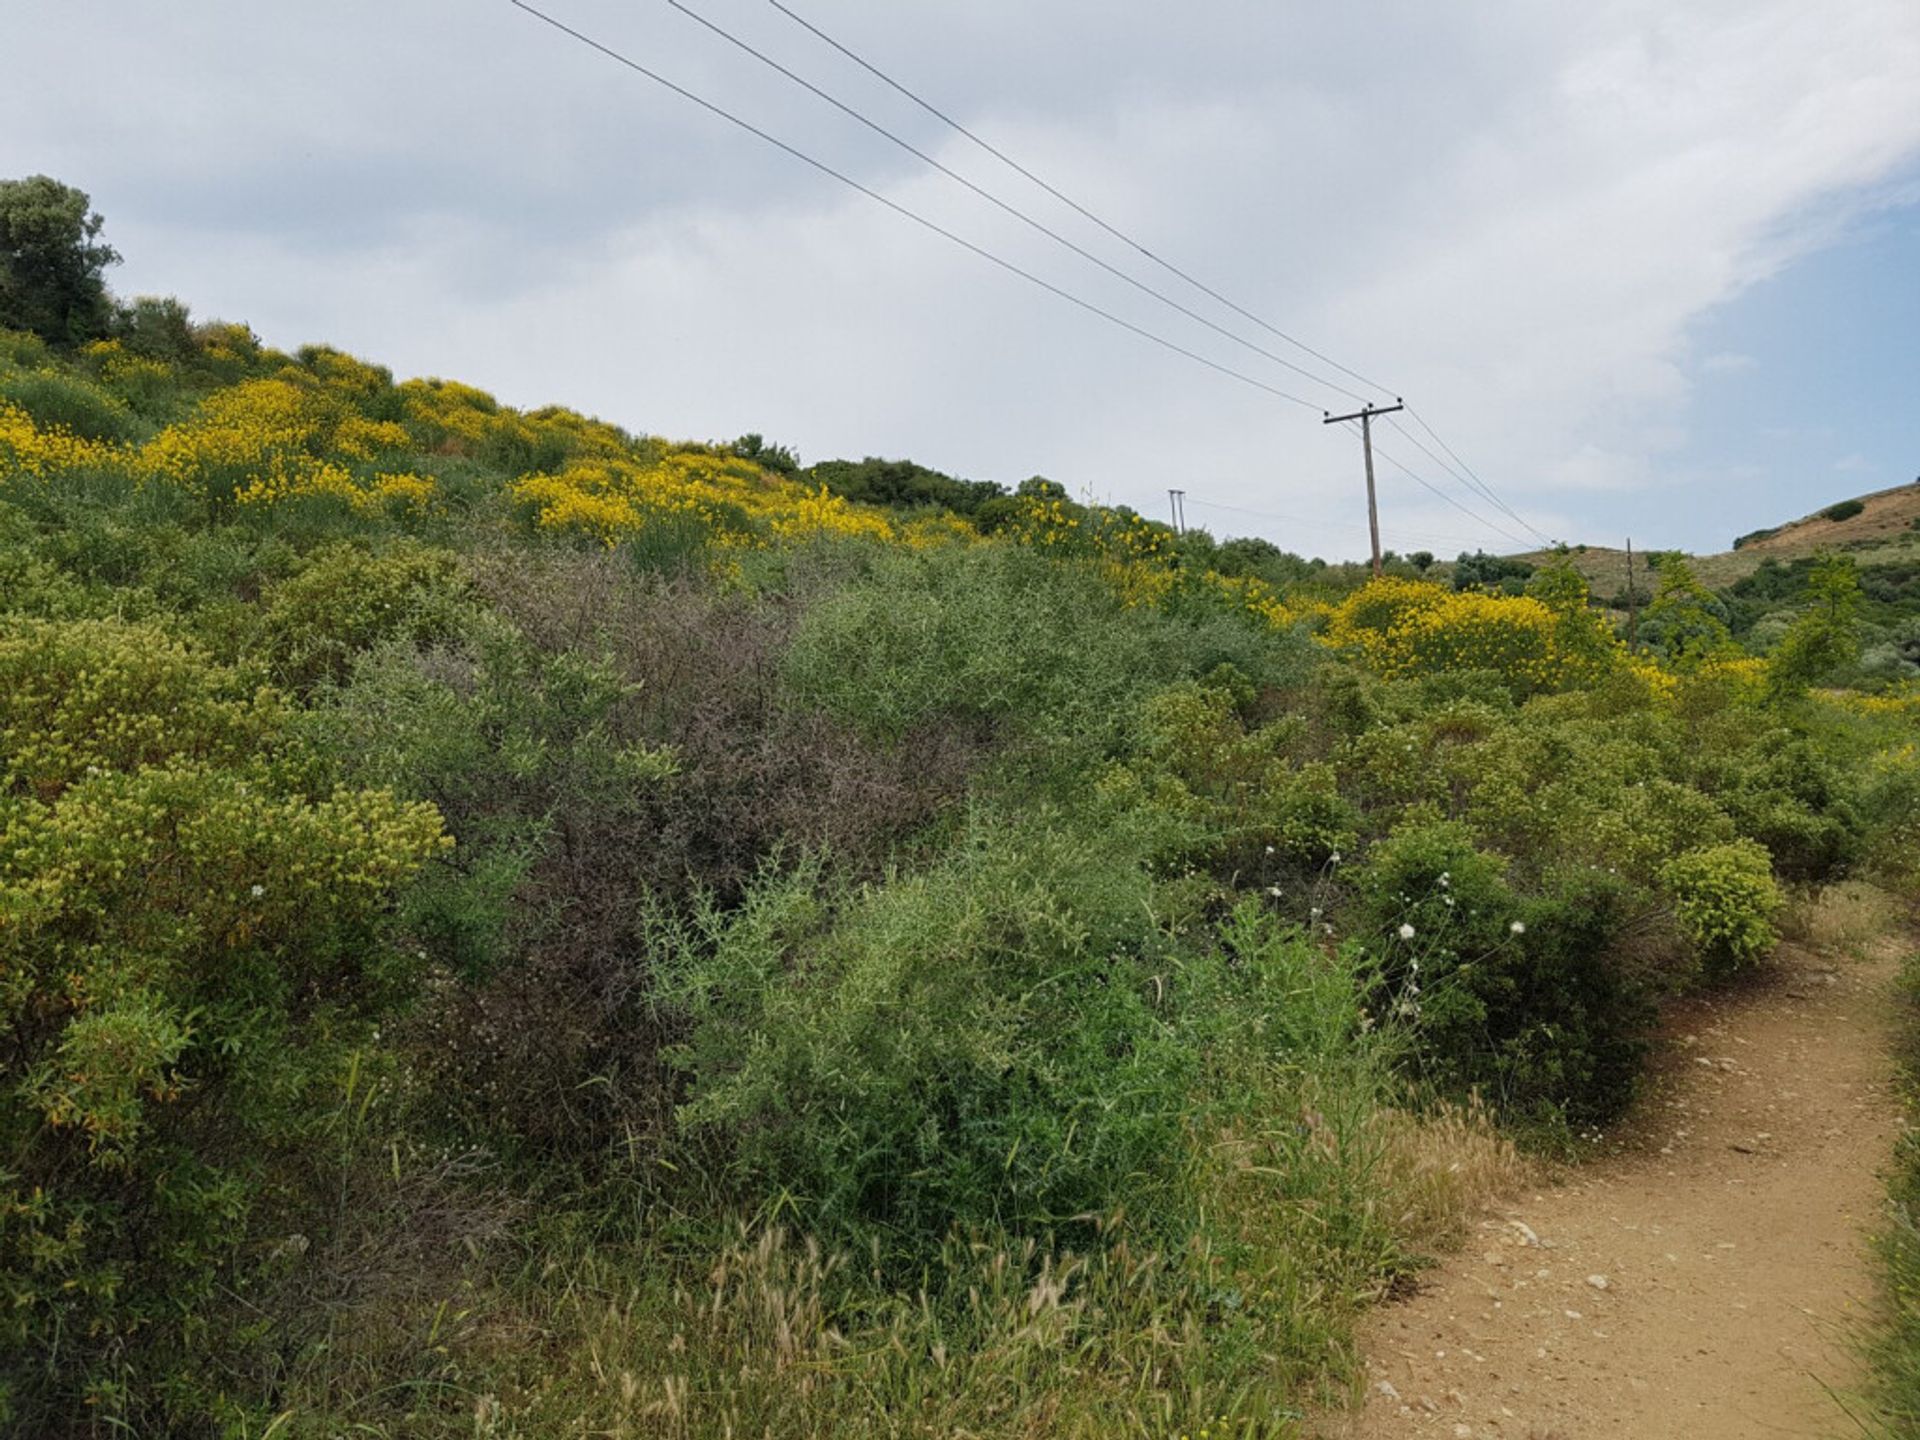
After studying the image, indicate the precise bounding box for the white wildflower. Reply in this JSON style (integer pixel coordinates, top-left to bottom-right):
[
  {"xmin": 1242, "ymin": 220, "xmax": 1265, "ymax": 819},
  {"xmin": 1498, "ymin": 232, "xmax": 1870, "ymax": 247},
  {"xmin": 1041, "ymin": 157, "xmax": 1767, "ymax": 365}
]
[
  {"xmin": 1397, "ymin": 922, "xmax": 1416, "ymax": 941},
  {"xmin": 1267, "ymin": 885, "xmax": 1282, "ymax": 898},
  {"xmin": 250, "ymin": 883, "xmax": 265, "ymax": 899},
  {"xmin": 1510, "ymin": 920, "xmax": 1526, "ymax": 935}
]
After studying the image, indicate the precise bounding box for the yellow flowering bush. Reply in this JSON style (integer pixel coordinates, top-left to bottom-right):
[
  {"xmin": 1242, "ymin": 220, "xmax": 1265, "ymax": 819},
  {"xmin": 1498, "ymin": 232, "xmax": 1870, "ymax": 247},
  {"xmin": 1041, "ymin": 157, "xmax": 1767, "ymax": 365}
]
[
  {"xmin": 0, "ymin": 399, "xmax": 127, "ymax": 482},
  {"xmin": 1, "ymin": 613, "xmax": 447, "ymax": 1424},
  {"xmin": 0, "ymin": 615, "xmax": 284, "ymax": 800},
  {"xmin": 512, "ymin": 450, "xmax": 896, "ymax": 550},
  {"xmin": 1326, "ymin": 576, "xmax": 1622, "ymax": 695}
]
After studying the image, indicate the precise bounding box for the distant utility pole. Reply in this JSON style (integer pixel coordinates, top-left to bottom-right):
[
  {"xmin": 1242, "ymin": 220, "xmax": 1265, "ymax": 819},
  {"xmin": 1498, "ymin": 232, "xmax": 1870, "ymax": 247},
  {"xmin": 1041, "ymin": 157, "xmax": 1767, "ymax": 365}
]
[
  {"xmin": 1324, "ymin": 400, "xmax": 1404, "ymax": 577},
  {"xmin": 1625, "ymin": 538, "xmax": 1640, "ymax": 653},
  {"xmin": 1168, "ymin": 489, "xmax": 1187, "ymax": 535}
]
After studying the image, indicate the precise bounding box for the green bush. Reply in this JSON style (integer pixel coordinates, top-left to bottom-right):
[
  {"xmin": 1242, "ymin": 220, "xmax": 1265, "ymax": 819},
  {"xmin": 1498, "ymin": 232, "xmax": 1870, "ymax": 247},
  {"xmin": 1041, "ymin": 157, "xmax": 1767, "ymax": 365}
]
[
  {"xmin": 261, "ymin": 540, "xmax": 471, "ymax": 689},
  {"xmin": 0, "ymin": 616, "xmax": 446, "ymax": 1434},
  {"xmin": 1657, "ymin": 839, "xmax": 1782, "ymax": 971},
  {"xmin": 1354, "ymin": 821, "xmax": 1652, "ymax": 1125},
  {"xmin": 661, "ymin": 815, "xmax": 1200, "ymax": 1250},
  {"xmin": 1824, "ymin": 498, "xmax": 1866, "ymax": 522},
  {"xmin": 0, "ymin": 366, "xmax": 139, "ymax": 442},
  {"xmin": 784, "ymin": 543, "xmax": 1310, "ymax": 764}
]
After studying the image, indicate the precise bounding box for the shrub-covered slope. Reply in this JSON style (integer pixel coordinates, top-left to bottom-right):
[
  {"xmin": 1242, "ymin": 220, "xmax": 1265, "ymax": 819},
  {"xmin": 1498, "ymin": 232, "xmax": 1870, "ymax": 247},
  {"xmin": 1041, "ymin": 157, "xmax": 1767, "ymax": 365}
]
[{"xmin": 2, "ymin": 312, "xmax": 1917, "ymax": 1438}]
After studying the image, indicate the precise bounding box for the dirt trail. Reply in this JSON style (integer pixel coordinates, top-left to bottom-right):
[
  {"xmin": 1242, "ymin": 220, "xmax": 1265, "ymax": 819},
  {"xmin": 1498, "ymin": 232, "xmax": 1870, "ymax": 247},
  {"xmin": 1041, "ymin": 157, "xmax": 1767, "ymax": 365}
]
[{"xmin": 1323, "ymin": 932, "xmax": 1906, "ymax": 1440}]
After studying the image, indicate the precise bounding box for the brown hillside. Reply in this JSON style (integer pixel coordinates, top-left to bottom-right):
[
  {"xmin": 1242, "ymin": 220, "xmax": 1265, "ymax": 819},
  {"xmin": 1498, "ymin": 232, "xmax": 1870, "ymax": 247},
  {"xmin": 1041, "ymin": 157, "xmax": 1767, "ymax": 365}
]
[
  {"xmin": 1513, "ymin": 479, "xmax": 1920, "ymax": 594},
  {"xmin": 1737, "ymin": 479, "xmax": 1920, "ymax": 556}
]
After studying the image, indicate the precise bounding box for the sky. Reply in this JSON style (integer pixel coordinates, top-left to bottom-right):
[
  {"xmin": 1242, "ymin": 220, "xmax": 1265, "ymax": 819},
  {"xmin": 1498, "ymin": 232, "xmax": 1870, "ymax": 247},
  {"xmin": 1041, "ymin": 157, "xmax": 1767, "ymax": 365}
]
[{"xmin": 3, "ymin": 0, "xmax": 1917, "ymax": 560}]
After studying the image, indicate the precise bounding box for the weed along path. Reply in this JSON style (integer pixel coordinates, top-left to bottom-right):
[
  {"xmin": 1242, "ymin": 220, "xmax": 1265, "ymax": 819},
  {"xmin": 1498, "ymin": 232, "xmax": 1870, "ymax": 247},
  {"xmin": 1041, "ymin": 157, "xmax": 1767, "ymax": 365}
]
[{"xmin": 1322, "ymin": 920, "xmax": 1906, "ymax": 1440}]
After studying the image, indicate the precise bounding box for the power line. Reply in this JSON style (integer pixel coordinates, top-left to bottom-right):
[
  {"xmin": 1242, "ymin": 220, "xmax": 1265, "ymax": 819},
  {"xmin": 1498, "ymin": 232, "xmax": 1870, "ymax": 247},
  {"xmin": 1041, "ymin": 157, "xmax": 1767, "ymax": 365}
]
[
  {"xmin": 761, "ymin": 0, "xmax": 1559, "ymax": 549},
  {"xmin": 505, "ymin": 0, "xmax": 1325, "ymax": 413},
  {"xmin": 513, "ymin": 0, "xmax": 1547, "ymax": 559},
  {"xmin": 1368, "ymin": 439, "xmax": 1535, "ymax": 551},
  {"xmin": 1387, "ymin": 411, "xmax": 1555, "ymax": 546},
  {"xmin": 762, "ymin": 0, "xmax": 1398, "ymax": 401},
  {"xmin": 668, "ymin": 0, "xmax": 1372, "ymax": 408}
]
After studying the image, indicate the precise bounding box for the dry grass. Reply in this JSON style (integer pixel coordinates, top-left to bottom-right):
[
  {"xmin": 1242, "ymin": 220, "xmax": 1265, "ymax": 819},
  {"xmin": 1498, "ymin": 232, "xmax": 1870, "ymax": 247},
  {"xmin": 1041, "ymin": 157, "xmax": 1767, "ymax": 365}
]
[
  {"xmin": 1371, "ymin": 1101, "xmax": 1531, "ymax": 1254},
  {"xmin": 1780, "ymin": 880, "xmax": 1907, "ymax": 959}
]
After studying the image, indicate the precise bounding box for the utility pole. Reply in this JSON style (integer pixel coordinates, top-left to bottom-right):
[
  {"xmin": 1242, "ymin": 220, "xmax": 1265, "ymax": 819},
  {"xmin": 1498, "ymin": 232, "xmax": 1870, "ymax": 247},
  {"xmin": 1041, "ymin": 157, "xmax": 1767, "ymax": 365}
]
[
  {"xmin": 1625, "ymin": 538, "xmax": 1639, "ymax": 653},
  {"xmin": 1168, "ymin": 489, "xmax": 1186, "ymax": 535},
  {"xmin": 1324, "ymin": 400, "xmax": 1404, "ymax": 577}
]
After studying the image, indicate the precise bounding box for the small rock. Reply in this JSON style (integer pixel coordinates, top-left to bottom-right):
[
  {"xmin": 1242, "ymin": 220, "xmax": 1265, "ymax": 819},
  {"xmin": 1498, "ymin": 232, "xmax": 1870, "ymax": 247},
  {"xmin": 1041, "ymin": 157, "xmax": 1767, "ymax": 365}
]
[
  {"xmin": 1729, "ymin": 1143, "xmax": 1755, "ymax": 1154},
  {"xmin": 1375, "ymin": 1379, "xmax": 1401, "ymax": 1401},
  {"xmin": 1587, "ymin": 1274, "xmax": 1610, "ymax": 1291},
  {"xmin": 1564, "ymin": 1309, "xmax": 1583, "ymax": 1320}
]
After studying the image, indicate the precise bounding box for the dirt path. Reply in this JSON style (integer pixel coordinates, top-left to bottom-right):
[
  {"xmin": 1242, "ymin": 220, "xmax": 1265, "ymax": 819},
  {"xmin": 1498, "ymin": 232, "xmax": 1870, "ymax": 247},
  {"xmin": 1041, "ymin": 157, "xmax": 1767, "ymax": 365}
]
[{"xmin": 1323, "ymin": 930, "xmax": 1906, "ymax": 1440}]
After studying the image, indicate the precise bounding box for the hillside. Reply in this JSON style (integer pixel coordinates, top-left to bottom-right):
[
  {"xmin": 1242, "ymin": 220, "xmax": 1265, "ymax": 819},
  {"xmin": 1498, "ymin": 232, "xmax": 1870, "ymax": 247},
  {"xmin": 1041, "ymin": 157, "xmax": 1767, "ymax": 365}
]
[
  {"xmin": 3, "ymin": 281, "xmax": 1919, "ymax": 1436},
  {"xmin": 1519, "ymin": 479, "xmax": 1920, "ymax": 595}
]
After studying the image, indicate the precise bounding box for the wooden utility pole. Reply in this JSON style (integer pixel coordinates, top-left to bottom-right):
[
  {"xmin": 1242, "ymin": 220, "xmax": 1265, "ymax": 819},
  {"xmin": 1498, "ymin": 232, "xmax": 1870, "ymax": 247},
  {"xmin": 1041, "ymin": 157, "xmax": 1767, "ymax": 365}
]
[
  {"xmin": 1625, "ymin": 538, "xmax": 1640, "ymax": 652},
  {"xmin": 1324, "ymin": 400, "xmax": 1404, "ymax": 577}
]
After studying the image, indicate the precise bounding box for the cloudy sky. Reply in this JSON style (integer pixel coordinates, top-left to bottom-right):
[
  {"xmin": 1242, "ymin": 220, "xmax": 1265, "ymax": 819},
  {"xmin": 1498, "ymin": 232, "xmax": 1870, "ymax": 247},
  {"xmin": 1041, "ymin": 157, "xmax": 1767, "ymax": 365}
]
[{"xmin": 5, "ymin": 0, "xmax": 1918, "ymax": 558}]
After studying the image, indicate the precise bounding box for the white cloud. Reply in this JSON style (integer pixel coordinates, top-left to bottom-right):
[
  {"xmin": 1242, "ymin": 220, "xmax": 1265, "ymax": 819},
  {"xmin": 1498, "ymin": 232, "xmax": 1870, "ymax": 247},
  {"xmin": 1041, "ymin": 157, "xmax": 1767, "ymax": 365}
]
[{"xmin": 2, "ymin": 0, "xmax": 1917, "ymax": 556}]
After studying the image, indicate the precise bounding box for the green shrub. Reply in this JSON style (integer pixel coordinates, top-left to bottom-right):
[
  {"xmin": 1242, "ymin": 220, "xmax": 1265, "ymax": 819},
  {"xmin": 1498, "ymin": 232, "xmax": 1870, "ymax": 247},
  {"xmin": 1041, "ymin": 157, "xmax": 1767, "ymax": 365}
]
[
  {"xmin": 1824, "ymin": 498, "xmax": 1867, "ymax": 522},
  {"xmin": 0, "ymin": 616, "xmax": 446, "ymax": 1434},
  {"xmin": 261, "ymin": 540, "xmax": 471, "ymax": 689},
  {"xmin": 0, "ymin": 614, "xmax": 283, "ymax": 796},
  {"xmin": 1354, "ymin": 821, "xmax": 1651, "ymax": 1125},
  {"xmin": 0, "ymin": 366, "xmax": 139, "ymax": 442},
  {"xmin": 662, "ymin": 815, "xmax": 1200, "ymax": 1250},
  {"xmin": 782, "ymin": 543, "xmax": 1209, "ymax": 756},
  {"xmin": 1657, "ymin": 839, "xmax": 1782, "ymax": 971}
]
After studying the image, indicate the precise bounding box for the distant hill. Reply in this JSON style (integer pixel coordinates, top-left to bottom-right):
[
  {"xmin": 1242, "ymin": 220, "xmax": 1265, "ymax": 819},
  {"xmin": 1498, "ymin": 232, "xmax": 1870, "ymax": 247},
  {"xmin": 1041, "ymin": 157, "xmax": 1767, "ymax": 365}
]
[{"xmin": 1515, "ymin": 479, "xmax": 1920, "ymax": 597}]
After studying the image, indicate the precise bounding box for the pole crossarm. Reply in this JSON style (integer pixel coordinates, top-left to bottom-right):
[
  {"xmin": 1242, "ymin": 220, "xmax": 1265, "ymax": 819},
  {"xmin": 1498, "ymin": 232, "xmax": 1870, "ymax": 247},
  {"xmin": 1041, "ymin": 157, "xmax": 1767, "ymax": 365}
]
[{"xmin": 1323, "ymin": 402, "xmax": 1404, "ymax": 426}]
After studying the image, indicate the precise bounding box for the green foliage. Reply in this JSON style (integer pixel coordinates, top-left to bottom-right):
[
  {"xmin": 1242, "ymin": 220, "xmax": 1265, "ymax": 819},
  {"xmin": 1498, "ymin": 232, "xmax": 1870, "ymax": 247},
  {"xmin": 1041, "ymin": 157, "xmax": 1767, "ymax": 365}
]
[
  {"xmin": 1824, "ymin": 498, "xmax": 1867, "ymax": 522},
  {"xmin": 111, "ymin": 293, "xmax": 201, "ymax": 363},
  {"xmin": 1866, "ymin": 953, "xmax": 1920, "ymax": 1433},
  {"xmin": 0, "ymin": 175, "xmax": 120, "ymax": 344},
  {"xmin": 1639, "ymin": 555, "xmax": 1736, "ymax": 668},
  {"xmin": 728, "ymin": 431, "xmax": 799, "ymax": 475},
  {"xmin": 806, "ymin": 454, "xmax": 1007, "ymax": 517},
  {"xmin": 1765, "ymin": 554, "xmax": 1861, "ymax": 699},
  {"xmin": 0, "ymin": 615, "xmax": 445, "ymax": 1433},
  {"xmin": 0, "ymin": 366, "xmax": 139, "ymax": 442},
  {"xmin": 261, "ymin": 540, "xmax": 471, "ymax": 689},
  {"xmin": 788, "ymin": 544, "xmax": 1155, "ymax": 752},
  {"xmin": 0, "ymin": 615, "xmax": 283, "ymax": 795},
  {"xmin": 1354, "ymin": 821, "xmax": 1652, "ymax": 1125},
  {"xmin": 1452, "ymin": 549, "xmax": 1534, "ymax": 594},
  {"xmin": 1657, "ymin": 839, "xmax": 1782, "ymax": 971},
  {"xmin": 663, "ymin": 817, "xmax": 1204, "ymax": 1246}
]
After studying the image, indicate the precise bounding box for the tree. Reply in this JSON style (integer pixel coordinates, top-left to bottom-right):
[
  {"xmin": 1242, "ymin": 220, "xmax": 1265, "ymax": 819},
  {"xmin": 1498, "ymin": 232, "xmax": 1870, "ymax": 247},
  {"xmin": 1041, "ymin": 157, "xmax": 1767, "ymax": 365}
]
[
  {"xmin": 1638, "ymin": 555, "xmax": 1735, "ymax": 669},
  {"xmin": 1765, "ymin": 554, "xmax": 1860, "ymax": 700},
  {"xmin": 1452, "ymin": 549, "xmax": 1534, "ymax": 594},
  {"xmin": 730, "ymin": 432, "xmax": 799, "ymax": 476},
  {"xmin": 0, "ymin": 176, "xmax": 120, "ymax": 344}
]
